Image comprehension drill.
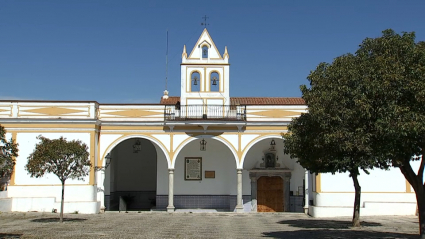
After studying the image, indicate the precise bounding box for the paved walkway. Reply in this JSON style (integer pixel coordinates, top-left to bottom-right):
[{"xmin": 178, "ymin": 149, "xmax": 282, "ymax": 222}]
[{"xmin": 0, "ymin": 211, "xmax": 419, "ymax": 238}]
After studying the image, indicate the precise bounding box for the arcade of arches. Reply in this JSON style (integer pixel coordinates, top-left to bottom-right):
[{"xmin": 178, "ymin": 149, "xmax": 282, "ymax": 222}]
[{"xmin": 101, "ymin": 136, "xmax": 308, "ymax": 212}]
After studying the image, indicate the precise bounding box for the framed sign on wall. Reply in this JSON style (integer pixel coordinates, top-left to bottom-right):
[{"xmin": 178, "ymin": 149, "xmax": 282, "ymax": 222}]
[
  {"xmin": 185, "ymin": 157, "xmax": 202, "ymax": 180},
  {"xmin": 205, "ymin": 171, "xmax": 215, "ymax": 178}
]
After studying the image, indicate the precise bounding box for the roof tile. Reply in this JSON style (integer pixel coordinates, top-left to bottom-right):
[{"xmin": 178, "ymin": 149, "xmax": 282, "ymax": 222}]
[{"xmin": 160, "ymin": 97, "xmax": 305, "ymax": 105}]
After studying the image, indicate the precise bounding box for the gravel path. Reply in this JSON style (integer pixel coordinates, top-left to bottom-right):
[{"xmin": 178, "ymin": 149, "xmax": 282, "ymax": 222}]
[{"xmin": 0, "ymin": 212, "xmax": 419, "ymax": 238}]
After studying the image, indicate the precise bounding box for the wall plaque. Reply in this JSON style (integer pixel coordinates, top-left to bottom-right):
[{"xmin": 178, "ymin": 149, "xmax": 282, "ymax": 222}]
[
  {"xmin": 205, "ymin": 171, "xmax": 215, "ymax": 178},
  {"xmin": 185, "ymin": 157, "xmax": 202, "ymax": 180}
]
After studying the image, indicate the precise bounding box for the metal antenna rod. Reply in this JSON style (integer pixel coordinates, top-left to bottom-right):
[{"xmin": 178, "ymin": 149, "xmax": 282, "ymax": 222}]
[{"xmin": 165, "ymin": 29, "xmax": 168, "ymax": 90}]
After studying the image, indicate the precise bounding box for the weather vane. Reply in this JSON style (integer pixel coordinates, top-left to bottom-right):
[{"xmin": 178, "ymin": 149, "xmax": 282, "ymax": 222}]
[{"xmin": 201, "ymin": 15, "xmax": 209, "ymax": 28}]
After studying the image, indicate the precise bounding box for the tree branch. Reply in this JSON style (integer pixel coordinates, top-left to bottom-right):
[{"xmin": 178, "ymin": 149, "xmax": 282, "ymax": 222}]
[{"xmin": 399, "ymin": 159, "xmax": 420, "ymax": 191}]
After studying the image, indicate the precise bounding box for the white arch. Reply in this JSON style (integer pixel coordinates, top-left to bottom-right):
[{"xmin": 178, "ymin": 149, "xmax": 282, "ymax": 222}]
[
  {"xmin": 171, "ymin": 135, "xmax": 239, "ymax": 168},
  {"xmin": 101, "ymin": 134, "xmax": 171, "ymax": 168},
  {"xmin": 240, "ymin": 134, "xmax": 283, "ymax": 168}
]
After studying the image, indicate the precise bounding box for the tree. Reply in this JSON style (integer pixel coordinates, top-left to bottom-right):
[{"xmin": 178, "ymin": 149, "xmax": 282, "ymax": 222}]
[
  {"xmin": 285, "ymin": 29, "xmax": 425, "ymax": 235},
  {"xmin": 0, "ymin": 125, "xmax": 19, "ymax": 190},
  {"xmin": 25, "ymin": 136, "xmax": 91, "ymax": 222},
  {"xmin": 355, "ymin": 30, "xmax": 425, "ymax": 238},
  {"xmin": 284, "ymin": 52, "xmax": 389, "ymax": 227}
]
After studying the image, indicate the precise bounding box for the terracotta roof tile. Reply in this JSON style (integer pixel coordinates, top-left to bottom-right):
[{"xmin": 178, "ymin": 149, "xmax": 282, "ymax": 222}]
[
  {"xmin": 160, "ymin": 96, "xmax": 181, "ymax": 105},
  {"xmin": 160, "ymin": 96, "xmax": 305, "ymax": 105},
  {"xmin": 231, "ymin": 97, "xmax": 304, "ymax": 105}
]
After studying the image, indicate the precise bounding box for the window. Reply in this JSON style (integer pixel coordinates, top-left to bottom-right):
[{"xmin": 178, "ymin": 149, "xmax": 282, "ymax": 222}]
[
  {"xmin": 202, "ymin": 46, "xmax": 208, "ymax": 58},
  {"xmin": 210, "ymin": 72, "xmax": 219, "ymax": 92},
  {"xmin": 191, "ymin": 72, "xmax": 200, "ymax": 92}
]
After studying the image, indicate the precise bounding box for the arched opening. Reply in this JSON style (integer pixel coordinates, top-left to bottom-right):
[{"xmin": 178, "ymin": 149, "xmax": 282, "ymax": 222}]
[
  {"xmin": 202, "ymin": 45, "xmax": 208, "ymax": 58},
  {"xmin": 169, "ymin": 137, "xmax": 238, "ymax": 211},
  {"xmin": 103, "ymin": 138, "xmax": 167, "ymax": 211},
  {"xmin": 210, "ymin": 72, "xmax": 219, "ymax": 92},
  {"xmin": 242, "ymin": 137, "xmax": 306, "ymax": 212},
  {"xmin": 191, "ymin": 72, "xmax": 201, "ymax": 92}
]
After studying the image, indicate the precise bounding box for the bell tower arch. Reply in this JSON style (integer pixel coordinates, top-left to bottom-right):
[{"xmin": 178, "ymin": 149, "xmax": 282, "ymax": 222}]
[{"xmin": 181, "ymin": 28, "xmax": 230, "ymax": 106}]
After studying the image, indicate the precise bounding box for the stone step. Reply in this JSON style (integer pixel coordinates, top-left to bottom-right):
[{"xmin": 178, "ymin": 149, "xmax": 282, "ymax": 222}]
[{"xmin": 0, "ymin": 198, "xmax": 12, "ymax": 212}]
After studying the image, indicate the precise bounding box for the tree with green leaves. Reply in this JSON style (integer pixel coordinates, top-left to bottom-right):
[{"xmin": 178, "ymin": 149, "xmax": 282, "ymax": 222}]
[
  {"xmin": 284, "ymin": 52, "xmax": 388, "ymax": 227},
  {"xmin": 285, "ymin": 29, "xmax": 425, "ymax": 235},
  {"xmin": 26, "ymin": 136, "xmax": 91, "ymax": 222},
  {"xmin": 0, "ymin": 125, "xmax": 19, "ymax": 190},
  {"xmin": 355, "ymin": 29, "xmax": 425, "ymax": 238}
]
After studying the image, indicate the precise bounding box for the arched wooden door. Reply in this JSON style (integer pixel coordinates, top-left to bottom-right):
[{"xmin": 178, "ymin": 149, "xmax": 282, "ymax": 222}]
[{"xmin": 257, "ymin": 176, "xmax": 284, "ymax": 212}]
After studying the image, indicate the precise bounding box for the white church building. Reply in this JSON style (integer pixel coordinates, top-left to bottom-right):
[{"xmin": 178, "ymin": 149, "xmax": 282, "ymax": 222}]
[{"xmin": 0, "ymin": 29, "xmax": 418, "ymax": 217}]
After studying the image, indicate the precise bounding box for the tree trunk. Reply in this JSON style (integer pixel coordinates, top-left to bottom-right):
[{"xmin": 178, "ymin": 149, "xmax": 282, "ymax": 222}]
[
  {"xmin": 60, "ymin": 181, "xmax": 65, "ymax": 223},
  {"xmin": 351, "ymin": 173, "xmax": 361, "ymax": 227},
  {"xmin": 398, "ymin": 160, "xmax": 425, "ymax": 238},
  {"xmin": 416, "ymin": 188, "xmax": 425, "ymax": 239}
]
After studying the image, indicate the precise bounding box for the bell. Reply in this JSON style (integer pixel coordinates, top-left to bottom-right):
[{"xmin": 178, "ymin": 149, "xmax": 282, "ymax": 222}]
[
  {"xmin": 194, "ymin": 79, "xmax": 198, "ymax": 85},
  {"xmin": 212, "ymin": 77, "xmax": 217, "ymax": 86}
]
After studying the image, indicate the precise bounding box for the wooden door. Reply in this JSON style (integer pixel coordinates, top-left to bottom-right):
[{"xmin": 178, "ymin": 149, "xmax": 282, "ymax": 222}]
[{"xmin": 257, "ymin": 176, "xmax": 283, "ymax": 212}]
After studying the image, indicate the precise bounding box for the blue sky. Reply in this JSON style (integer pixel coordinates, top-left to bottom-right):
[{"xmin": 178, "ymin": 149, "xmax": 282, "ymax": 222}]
[{"xmin": 1, "ymin": 1, "xmax": 424, "ymax": 103}]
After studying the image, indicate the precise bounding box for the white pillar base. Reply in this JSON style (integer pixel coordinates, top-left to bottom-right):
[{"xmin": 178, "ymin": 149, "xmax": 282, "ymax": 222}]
[
  {"xmin": 167, "ymin": 206, "xmax": 175, "ymax": 212},
  {"xmin": 235, "ymin": 206, "xmax": 244, "ymax": 213}
]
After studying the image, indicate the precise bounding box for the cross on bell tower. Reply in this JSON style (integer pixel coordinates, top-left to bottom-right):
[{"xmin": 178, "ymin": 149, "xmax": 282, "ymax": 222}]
[{"xmin": 201, "ymin": 15, "xmax": 209, "ymax": 28}]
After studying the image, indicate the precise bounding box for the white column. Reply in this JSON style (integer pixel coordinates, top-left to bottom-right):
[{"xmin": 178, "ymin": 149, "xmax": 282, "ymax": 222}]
[
  {"xmin": 167, "ymin": 169, "xmax": 175, "ymax": 212},
  {"xmin": 98, "ymin": 170, "xmax": 105, "ymax": 212},
  {"xmin": 304, "ymin": 169, "xmax": 309, "ymax": 214},
  {"xmin": 235, "ymin": 169, "xmax": 244, "ymax": 213},
  {"xmin": 250, "ymin": 176, "xmax": 257, "ymax": 212}
]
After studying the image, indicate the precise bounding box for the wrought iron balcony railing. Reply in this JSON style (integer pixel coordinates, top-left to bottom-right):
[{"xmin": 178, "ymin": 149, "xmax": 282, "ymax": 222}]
[{"xmin": 164, "ymin": 105, "xmax": 246, "ymax": 121}]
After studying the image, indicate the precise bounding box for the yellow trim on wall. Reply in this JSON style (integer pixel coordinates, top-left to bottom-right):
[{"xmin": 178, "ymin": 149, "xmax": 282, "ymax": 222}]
[
  {"xmin": 238, "ymin": 133, "xmax": 242, "ymax": 162},
  {"xmin": 100, "ymin": 126, "xmax": 164, "ymax": 131},
  {"xmin": 89, "ymin": 131, "xmax": 95, "ymax": 185},
  {"xmin": 406, "ymin": 180, "xmax": 412, "ymax": 193},
  {"xmin": 9, "ymin": 132, "xmax": 17, "ymax": 186},
  {"xmin": 185, "ymin": 98, "xmax": 205, "ymax": 107},
  {"xmin": 187, "ymin": 28, "xmax": 223, "ymax": 59},
  {"xmin": 17, "ymin": 106, "xmax": 90, "ymax": 117},
  {"xmin": 172, "ymin": 134, "xmax": 239, "ymax": 166},
  {"xmin": 96, "ymin": 130, "xmax": 101, "ymax": 175},
  {"xmin": 204, "ymin": 68, "xmax": 206, "ymax": 92},
  {"xmin": 208, "ymin": 70, "xmax": 222, "ymax": 93},
  {"xmin": 316, "ymin": 173, "xmax": 321, "ymax": 193},
  {"xmin": 185, "ymin": 66, "xmax": 225, "ymax": 94},
  {"xmin": 239, "ymin": 134, "xmax": 282, "ymax": 161},
  {"xmin": 99, "ymin": 134, "xmax": 171, "ymax": 167},
  {"xmin": 249, "ymin": 109, "xmax": 302, "ymax": 118},
  {"xmin": 0, "ymin": 105, "xmax": 13, "ymax": 117},
  {"xmin": 245, "ymin": 126, "xmax": 288, "ymax": 131},
  {"xmin": 100, "ymin": 109, "xmax": 162, "ymax": 118},
  {"xmin": 1, "ymin": 124, "xmax": 97, "ymax": 129},
  {"xmin": 188, "ymin": 70, "xmax": 202, "ymax": 93}
]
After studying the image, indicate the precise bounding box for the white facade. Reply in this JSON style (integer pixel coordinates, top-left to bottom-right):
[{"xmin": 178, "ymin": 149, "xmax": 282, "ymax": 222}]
[{"xmin": 0, "ymin": 28, "xmax": 417, "ymax": 216}]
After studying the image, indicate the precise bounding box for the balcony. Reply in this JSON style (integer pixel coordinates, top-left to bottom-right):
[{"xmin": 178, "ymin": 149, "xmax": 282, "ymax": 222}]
[{"xmin": 164, "ymin": 105, "xmax": 246, "ymax": 121}]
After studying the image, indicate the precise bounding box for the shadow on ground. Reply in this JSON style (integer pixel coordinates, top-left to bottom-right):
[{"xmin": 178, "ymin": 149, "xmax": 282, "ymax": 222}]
[
  {"xmin": 262, "ymin": 229, "xmax": 417, "ymax": 239},
  {"xmin": 0, "ymin": 233, "xmax": 23, "ymax": 238},
  {"xmin": 31, "ymin": 217, "xmax": 87, "ymax": 223},
  {"xmin": 278, "ymin": 219, "xmax": 381, "ymax": 229}
]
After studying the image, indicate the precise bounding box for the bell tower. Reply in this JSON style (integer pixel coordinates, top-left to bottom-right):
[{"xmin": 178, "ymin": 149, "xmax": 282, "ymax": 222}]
[{"xmin": 180, "ymin": 28, "xmax": 230, "ymax": 106}]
